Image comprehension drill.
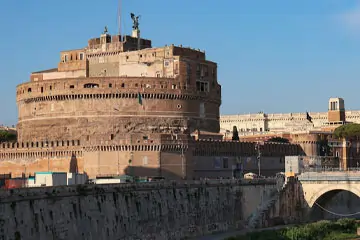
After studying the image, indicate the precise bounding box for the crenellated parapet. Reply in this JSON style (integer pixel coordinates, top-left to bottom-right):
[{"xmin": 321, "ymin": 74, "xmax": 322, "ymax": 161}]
[
  {"xmin": 193, "ymin": 139, "xmax": 303, "ymax": 156},
  {"xmin": 0, "ymin": 140, "xmax": 81, "ymax": 149}
]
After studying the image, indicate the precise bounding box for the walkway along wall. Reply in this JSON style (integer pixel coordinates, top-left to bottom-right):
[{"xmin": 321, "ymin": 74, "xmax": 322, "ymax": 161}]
[{"xmin": 0, "ymin": 179, "xmax": 278, "ymax": 240}]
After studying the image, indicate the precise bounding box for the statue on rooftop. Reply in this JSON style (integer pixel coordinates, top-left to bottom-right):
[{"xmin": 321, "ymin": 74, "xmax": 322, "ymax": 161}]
[
  {"xmin": 130, "ymin": 13, "xmax": 140, "ymax": 30},
  {"xmin": 103, "ymin": 26, "xmax": 108, "ymax": 34}
]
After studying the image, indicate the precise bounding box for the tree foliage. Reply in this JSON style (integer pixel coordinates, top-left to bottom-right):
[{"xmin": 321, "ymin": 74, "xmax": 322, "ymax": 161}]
[
  {"xmin": 0, "ymin": 130, "xmax": 17, "ymax": 142},
  {"xmin": 267, "ymin": 137, "xmax": 289, "ymax": 143},
  {"xmin": 228, "ymin": 218, "xmax": 359, "ymax": 240},
  {"xmin": 333, "ymin": 123, "xmax": 360, "ymax": 139},
  {"xmin": 232, "ymin": 126, "xmax": 240, "ymax": 141}
]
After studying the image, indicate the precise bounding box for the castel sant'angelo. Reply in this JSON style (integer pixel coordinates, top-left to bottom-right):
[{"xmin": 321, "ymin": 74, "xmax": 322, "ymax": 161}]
[{"xmin": 0, "ymin": 14, "xmax": 304, "ymax": 179}]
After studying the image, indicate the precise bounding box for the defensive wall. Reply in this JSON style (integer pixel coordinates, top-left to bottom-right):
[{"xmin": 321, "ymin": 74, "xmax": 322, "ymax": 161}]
[
  {"xmin": 0, "ymin": 139, "xmax": 303, "ymax": 179},
  {"xmin": 0, "ymin": 179, "xmax": 285, "ymax": 240},
  {"xmin": 1, "ymin": 173, "xmax": 358, "ymax": 239}
]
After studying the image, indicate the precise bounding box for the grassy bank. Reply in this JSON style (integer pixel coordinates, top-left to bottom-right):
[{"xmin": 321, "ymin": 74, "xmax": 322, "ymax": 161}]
[{"xmin": 227, "ymin": 218, "xmax": 360, "ymax": 240}]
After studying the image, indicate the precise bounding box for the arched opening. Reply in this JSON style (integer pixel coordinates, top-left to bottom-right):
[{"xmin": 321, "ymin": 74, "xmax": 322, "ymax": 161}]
[
  {"xmin": 84, "ymin": 83, "xmax": 99, "ymax": 88},
  {"xmin": 310, "ymin": 189, "xmax": 360, "ymax": 221}
]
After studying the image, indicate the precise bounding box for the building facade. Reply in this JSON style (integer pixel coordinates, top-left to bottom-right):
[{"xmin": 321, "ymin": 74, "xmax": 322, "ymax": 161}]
[{"xmin": 220, "ymin": 97, "xmax": 358, "ymax": 136}]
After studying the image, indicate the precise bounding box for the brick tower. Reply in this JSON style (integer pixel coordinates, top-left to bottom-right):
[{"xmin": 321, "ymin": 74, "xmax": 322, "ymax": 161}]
[{"xmin": 328, "ymin": 97, "xmax": 345, "ymax": 124}]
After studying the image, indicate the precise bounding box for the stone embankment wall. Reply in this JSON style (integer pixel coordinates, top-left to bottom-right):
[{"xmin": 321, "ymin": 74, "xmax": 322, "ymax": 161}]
[
  {"xmin": 0, "ymin": 179, "xmax": 278, "ymax": 240},
  {"xmin": 249, "ymin": 178, "xmax": 309, "ymax": 229}
]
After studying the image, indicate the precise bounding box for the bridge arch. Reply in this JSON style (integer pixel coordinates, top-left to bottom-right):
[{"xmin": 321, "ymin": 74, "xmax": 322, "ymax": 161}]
[{"xmin": 307, "ymin": 184, "xmax": 360, "ymax": 208}]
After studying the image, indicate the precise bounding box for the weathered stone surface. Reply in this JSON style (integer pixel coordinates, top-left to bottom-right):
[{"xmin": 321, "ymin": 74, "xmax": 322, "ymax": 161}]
[{"xmin": 0, "ymin": 180, "xmax": 278, "ymax": 240}]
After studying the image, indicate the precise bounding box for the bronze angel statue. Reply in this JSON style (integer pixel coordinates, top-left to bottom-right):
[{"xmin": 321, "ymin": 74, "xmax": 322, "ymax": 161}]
[{"xmin": 130, "ymin": 13, "xmax": 140, "ymax": 30}]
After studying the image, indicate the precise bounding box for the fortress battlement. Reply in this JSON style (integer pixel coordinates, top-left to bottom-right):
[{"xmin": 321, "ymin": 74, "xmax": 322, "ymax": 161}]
[
  {"xmin": 193, "ymin": 139, "xmax": 303, "ymax": 157},
  {"xmin": 0, "ymin": 140, "xmax": 81, "ymax": 149}
]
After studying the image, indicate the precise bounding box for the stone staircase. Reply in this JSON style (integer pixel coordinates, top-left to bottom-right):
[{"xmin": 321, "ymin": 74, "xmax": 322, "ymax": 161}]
[{"xmin": 246, "ymin": 178, "xmax": 287, "ymax": 229}]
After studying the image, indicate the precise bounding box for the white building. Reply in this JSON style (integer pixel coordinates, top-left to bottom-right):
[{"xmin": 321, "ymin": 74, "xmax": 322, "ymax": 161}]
[{"xmin": 220, "ymin": 98, "xmax": 360, "ymax": 136}]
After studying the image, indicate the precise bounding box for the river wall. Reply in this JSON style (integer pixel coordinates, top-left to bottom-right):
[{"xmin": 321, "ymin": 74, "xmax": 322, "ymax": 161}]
[{"xmin": 0, "ymin": 179, "xmax": 279, "ymax": 240}]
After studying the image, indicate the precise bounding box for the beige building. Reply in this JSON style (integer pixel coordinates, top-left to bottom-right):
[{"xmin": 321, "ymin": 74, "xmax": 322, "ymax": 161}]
[{"xmin": 220, "ymin": 97, "xmax": 355, "ymax": 136}]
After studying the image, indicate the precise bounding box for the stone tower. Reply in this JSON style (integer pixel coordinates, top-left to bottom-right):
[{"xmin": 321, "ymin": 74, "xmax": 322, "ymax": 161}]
[{"xmin": 328, "ymin": 97, "xmax": 345, "ymax": 123}]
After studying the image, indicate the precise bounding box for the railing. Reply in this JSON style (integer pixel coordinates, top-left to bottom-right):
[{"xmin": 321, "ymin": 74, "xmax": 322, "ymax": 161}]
[
  {"xmin": 303, "ymin": 167, "xmax": 360, "ymax": 173},
  {"xmin": 91, "ymin": 177, "xmax": 278, "ymax": 185},
  {"xmin": 298, "ymin": 172, "xmax": 360, "ymax": 181}
]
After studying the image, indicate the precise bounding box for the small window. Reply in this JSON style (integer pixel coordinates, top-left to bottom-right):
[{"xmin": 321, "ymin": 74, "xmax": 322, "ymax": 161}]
[
  {"xmin": 126, "ymin": 56, "xmax": 129, "ymax": 60},
  {"xmin": 110, "ymin": 134, "xmax": 114, "ymax": 140},
  {"xmin": 139, "ymin": 54, "xmax": 142, "ymax": 58},
  {"xmin": 135, "ymin": 83, "xmax": 138, "ymax": 87},
  {"xmin": 41, "ymin": 87, "xmax": 43, "ymax": 93},
  {"xmin": 27, "ymin": 88, "xmax": 32, "ymax": 93},
  {"xmin": 109, "ymin": 83, "xmax": 112, "ymax": 88},
  {"xmin": 121, "ymin": 83, "xmax": 125, "ymax": 88},
  {"xmin": 143, "ymin": 156, "xmax": 148, "ymax": 166},
  {"xmin": 70, "ymin": 85, "xmax": 74, "ymax": 89},
  {"xmin": 50, "ymin": 86, "xmax": 52, "ymax": 90},
  {"xmin": 143, "ymin": 136, "xmax": 148, "ymax": 140},
  {"xmin": 79, "ymin": 53, "xmax": 84, "ymax": 60},
  {"xmin": 64, "ymin": 55, "xmax": 68, "ymax": 62},
  {"xmin": 84, "ymin": 83, "xmax": 99, "ymax": 88}
]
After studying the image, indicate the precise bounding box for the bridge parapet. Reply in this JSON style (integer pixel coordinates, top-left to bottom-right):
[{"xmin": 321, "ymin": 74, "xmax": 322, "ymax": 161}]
[{"xmin": 298, "ymin": 172, "xmax": 360, "ymax": 181}]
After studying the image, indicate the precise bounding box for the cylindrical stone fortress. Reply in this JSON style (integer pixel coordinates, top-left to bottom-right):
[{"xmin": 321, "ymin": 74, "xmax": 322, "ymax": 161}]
[
  {"xmin": 16, "ymin": 32, "xmax": 221, "ymax": 142},
  {"xmin": 16, "ymin": 77, "xmax": 221, "ymax": 142}
]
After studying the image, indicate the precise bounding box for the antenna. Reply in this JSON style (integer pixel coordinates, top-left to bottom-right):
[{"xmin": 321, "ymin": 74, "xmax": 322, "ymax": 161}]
[{"xmin": 117, "ymin": 0, "xmax": 122, "ymax": 39}]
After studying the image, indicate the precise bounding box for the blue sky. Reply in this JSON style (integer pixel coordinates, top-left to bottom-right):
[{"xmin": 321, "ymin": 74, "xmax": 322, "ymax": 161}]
[{"xmin": 1, "ymin": 0, "xmax": 360, "ymax": 125}]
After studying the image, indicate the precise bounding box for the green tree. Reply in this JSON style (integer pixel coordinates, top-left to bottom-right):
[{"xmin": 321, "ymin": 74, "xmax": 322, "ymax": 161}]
[
  {"xmin": 0, "ymin": 130, "xmax": 16, "ymax": 142},
  {"xmin": 333, "ymin": 123, "xmax": 360, "ymax": 139},
  {"xmin": 232, "ymin": 126, "xmax": 240, "ymax": 141},
  {"xmin": 267, "ymin": 137, "xmax": 289, "ymax": 143}
]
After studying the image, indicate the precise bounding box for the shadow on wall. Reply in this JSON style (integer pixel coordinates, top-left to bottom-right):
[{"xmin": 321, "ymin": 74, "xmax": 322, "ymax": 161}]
[
  {"xmin": 253, "ymin": 177, "xmax": 309, "ymax": 228},
  {"xmin": 309, "ymin": 189, "xmax": 360, "ymax": 221},
  {"xmin": 262, "ymin": 178, "xmax": 360, "ymax": 228},
  {"xmin": 123, "ymin": 166, "xmax": 181, "ymax": 180},
  {"xmin": 69, "ymin": 153, "xmax": 79, "ymax": 173}
]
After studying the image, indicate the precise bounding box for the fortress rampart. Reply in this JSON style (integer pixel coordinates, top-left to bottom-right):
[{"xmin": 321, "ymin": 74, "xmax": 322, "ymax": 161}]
[{"xmin": 0, "ymin": 138, "xmax": 303, "ymax": 178}]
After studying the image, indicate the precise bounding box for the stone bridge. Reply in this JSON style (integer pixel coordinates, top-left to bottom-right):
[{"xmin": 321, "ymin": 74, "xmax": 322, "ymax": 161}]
[
  {"xmin": 247, "ymin": 172, "xmax": 360, "ymax": 230},
  {"xmin": 296, "ymin": 171, "xmax": 360, "ymax": 220},
  {"xmin": 298, "ymin": 171, "xmax": 360, "ymax": 207}
]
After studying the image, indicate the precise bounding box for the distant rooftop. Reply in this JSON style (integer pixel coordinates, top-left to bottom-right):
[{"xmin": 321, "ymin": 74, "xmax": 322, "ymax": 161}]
[{"xmin": 32, "ymin": 68, "xmax": 58, "ymax": 74}]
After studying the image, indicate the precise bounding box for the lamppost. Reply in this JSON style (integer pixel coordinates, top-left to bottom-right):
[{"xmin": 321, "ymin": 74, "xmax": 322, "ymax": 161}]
[
  {"xmin": 181, "ymin": 139, "xmax": 185, "ymax": 179},
  {"xmin": 117, "ymin": 149, "xmax": 120, "ymax": 175},
  {"xmin": 44, "ymin": 142, "xmax": 50, "ymax": 172},
  {"xmin": 129, "ymin": 152, "xmax": 133, "ymax": 177},
  {"xmin": 255, "ymin": 142, "xmax": 262, "ymax": 176}
]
